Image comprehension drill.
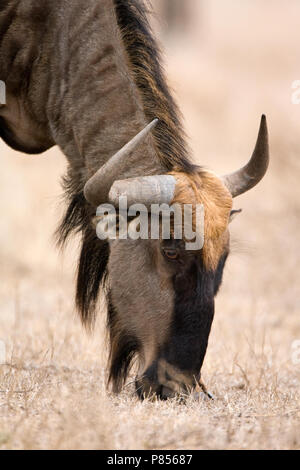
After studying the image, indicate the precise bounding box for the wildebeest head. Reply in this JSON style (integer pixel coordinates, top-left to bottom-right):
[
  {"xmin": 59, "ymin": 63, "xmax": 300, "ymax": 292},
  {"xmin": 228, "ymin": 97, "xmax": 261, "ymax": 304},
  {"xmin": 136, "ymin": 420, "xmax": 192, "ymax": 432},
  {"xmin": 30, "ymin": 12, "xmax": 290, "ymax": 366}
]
[{"xmin": 84, "ymin": 116, "xmax": 269, "ymax": 399}]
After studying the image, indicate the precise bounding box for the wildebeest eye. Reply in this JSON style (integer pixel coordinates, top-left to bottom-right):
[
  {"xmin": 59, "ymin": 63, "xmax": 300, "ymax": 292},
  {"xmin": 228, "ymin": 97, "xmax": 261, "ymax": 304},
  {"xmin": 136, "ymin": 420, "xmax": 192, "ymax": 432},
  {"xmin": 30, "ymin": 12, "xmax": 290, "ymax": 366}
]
[{"xmin": 163, "ymin": 249, "xmax": 179, "ymax": 260}]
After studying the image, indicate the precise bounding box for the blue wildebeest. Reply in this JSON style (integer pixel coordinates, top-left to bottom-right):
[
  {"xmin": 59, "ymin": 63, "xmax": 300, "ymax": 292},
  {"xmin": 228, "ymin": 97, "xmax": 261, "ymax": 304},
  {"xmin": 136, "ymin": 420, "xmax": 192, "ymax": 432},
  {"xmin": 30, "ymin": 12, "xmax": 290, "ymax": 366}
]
[{"xmin": 0, "ymin": 0, "xmax": 269, "ymax": 399}]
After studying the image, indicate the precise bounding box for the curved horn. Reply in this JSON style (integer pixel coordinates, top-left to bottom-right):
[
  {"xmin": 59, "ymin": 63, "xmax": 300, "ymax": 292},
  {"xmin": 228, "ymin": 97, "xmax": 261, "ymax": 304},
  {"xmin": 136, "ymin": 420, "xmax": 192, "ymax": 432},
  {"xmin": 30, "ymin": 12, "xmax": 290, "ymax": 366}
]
[
  {"xmin": 109, "ymin": 175, "xmax": 177, "ymax": 208},
  {"xmin": 84, "ymin": 119, "xmax": 158, "ymax": 206},
  {"xmin": 221, "ymin": 115, "xmax": 269, "ymax": 198}
]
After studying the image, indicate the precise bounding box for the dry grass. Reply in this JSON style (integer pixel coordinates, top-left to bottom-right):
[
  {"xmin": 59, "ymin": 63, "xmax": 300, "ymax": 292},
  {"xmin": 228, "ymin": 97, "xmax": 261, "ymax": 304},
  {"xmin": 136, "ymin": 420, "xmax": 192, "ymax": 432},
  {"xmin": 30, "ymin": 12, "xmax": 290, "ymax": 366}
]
[{"xmin": 0, "ymin": 0, "xmax": 300, "ymax": 450}]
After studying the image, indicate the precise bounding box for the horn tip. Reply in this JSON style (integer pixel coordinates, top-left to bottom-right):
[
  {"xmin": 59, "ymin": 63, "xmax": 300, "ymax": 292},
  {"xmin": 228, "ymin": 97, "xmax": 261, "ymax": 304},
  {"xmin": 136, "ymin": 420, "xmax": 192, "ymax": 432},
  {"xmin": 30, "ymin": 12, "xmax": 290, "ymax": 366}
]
[
  {"xmin": 259, "ymin": 114, "xmax": 268, "ymax": 136},
  {"xmin": 151, "ymin": 118, "xmax": 159, "ymax": 127},
  {"xmin": 261, "ymin": 114, "xmax": 267, "ymax": 125}
]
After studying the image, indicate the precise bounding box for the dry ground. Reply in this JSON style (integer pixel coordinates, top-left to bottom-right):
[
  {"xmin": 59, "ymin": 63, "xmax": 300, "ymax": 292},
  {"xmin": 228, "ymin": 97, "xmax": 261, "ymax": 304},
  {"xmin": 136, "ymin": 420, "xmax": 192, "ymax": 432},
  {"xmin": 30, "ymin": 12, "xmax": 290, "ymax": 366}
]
[{"xmin": 0, "ymin": 0, "xmax": 300, "ymax": 450}]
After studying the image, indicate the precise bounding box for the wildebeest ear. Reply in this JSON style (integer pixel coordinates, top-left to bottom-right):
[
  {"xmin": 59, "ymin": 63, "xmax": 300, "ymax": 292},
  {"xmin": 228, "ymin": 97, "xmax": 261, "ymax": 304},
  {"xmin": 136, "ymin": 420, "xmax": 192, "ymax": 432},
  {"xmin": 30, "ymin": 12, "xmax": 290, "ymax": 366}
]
[{"xmin": 229, "ymin": 209, "xmax": 242, "ymax": 223}]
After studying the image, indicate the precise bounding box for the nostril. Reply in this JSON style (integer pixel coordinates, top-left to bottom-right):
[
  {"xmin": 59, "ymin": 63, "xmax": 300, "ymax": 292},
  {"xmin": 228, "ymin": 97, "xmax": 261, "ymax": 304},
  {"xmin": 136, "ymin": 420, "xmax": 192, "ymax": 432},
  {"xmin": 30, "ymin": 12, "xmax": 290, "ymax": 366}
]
[
  {"xmin": 136, "ymin": 378, "xmax": 191, "ymax": 401},
  {"xmin": 135, "ymin": 378, "xmax": 160, "ymax": 400},
  {"xmin": 135, "ymin": 362, "xmax": 160, "ymax": 399},
  {"xmin": 135, "ymin": 361, "xmax": 196, "ymax": 400},
  {"xmin": 159, "ymin": 385, "xmax": 178, "ymax": 400},
  {"xmin": 136, "ymin": 383, "xmax": 174, "ymax": 401}
]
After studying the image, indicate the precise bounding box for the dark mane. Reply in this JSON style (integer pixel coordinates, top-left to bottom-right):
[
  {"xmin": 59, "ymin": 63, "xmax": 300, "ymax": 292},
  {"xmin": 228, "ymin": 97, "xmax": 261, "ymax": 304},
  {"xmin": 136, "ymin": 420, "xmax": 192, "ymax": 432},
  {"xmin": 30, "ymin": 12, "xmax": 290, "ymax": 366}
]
[
  {"xmin": 56, "ymin": 174, "xmax": 109, "ymax": 328},
  {"xmin": 114, "ymin": 0, "xmax": 194, "ymax": 173},
  {"xmin": 57, "ymin": 0, "xmax": 193, "ymax": 333}
]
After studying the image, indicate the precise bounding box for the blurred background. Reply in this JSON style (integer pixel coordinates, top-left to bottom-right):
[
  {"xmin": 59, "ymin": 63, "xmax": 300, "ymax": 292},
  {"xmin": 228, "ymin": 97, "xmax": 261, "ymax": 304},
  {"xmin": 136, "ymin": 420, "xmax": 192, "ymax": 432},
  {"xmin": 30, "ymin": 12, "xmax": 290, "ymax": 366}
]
[{"xmin": 0, "ymin": 0, "xmax": 300, "ymax": 449}]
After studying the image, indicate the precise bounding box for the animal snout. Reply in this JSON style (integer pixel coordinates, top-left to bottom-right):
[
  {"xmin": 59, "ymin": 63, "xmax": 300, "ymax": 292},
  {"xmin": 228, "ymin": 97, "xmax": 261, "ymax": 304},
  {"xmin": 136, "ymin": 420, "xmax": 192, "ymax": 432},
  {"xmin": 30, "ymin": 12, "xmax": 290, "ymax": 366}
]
[
  {"xmin": 135, "ymin": 359, "xmax": 197, "ymax": 400},
  {"xmin": 135, "ymin": 377, "xmax": 179, "ymax": 400}
]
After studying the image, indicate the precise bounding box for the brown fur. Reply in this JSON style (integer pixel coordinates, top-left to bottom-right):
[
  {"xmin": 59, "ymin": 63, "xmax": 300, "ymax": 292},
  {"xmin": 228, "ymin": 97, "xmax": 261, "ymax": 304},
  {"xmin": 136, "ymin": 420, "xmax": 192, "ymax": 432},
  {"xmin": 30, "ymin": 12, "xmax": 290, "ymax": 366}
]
[{"xmin": 171, "ymin": 171, "xmax": 233, "ymax": 270}]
